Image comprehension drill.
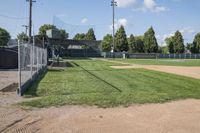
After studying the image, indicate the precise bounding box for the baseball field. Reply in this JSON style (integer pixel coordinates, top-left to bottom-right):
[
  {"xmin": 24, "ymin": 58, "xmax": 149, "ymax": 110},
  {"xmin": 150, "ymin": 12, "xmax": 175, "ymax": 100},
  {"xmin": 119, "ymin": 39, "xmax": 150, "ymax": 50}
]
[{"xmin": 20, "ymin": 59, "xmax": 200, "ymax": 108}]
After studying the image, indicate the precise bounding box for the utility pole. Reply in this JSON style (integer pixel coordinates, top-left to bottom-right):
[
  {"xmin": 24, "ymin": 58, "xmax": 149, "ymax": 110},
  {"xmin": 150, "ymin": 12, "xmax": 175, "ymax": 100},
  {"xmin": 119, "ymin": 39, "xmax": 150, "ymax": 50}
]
[
  {"xmin": 26, "ymin": 0, "xmax": 36, "ymax": 44},
  {"xmin": 111, "ymin": 0, "xmax": 117, "ymax": 53}
]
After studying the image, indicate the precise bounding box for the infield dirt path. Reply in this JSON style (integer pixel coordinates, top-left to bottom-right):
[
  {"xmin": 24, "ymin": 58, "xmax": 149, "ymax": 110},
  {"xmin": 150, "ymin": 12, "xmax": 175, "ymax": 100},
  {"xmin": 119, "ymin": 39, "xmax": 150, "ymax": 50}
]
[
  {"xmin": 1, "ymin": 92, "xmax": 200, "ymax": 133},
  {"xmin": 0, "ymin": 70, "xmax": 18, "ymax": 91},
  {"xmin": 101, "ymin": 59, "xmax": 200, "ymax": 79}
]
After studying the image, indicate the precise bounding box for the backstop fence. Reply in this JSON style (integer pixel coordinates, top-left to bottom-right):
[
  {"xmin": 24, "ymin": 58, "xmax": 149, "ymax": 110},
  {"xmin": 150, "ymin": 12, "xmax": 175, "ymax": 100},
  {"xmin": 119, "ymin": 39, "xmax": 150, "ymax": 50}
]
[{"xmin": 18, "ymin": 42, "xmax": 47, "ymax": 95}]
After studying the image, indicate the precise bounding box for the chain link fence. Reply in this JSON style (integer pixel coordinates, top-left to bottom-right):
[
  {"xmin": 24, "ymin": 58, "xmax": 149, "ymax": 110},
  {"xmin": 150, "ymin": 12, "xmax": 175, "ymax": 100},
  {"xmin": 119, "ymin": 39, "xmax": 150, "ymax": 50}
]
[
  {"xmin": 18, "ymin": 42, "xmax": 47, "ymax": 95},
  {"xmin": 102, "ymin": 52, "xmax": 200, "ymax": 59}
]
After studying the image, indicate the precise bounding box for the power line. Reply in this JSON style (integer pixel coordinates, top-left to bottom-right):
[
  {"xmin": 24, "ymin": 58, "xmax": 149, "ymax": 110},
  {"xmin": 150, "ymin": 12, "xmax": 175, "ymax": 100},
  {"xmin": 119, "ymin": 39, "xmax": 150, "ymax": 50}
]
[{"xmin": 0, "ymin": 14, "xmax": 28, "ymax": 20}]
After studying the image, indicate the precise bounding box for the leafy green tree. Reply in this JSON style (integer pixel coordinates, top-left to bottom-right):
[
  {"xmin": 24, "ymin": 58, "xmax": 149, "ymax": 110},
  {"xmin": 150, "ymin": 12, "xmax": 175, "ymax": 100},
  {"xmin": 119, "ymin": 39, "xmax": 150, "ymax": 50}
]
[
  {"xmin": 134, "ymin": 36, "xmax": 145, "ymax": 53},
  {"xmin": 143, "ymin": 27, "xmax": 158, "ymax": 53},
  {"xmin": 129, "ymin": 35, "xmax": 145, "ymax": 53},
  {"xmin": 0, "ymin": 27, "xmax": 10, "ymax": 47},
  {"xmin": 158, "ymin": 46, "xmax": 168, "ymax": 54},
  {"xmin": 59, "ymin": 29, "xmax": 69, "ymax": 40},
  {"xmin": 85, "ymin": 28, "xmax": 96, "ymax": 40},
  {"xmin": 115, "ymin": 25, "xmax": 128, "ymax": 52},
  {"xmin": 17, "ymin": 32, "xmax": 28, "ymax": 42},
  {"xmin": 39, "ymin": 24, "xmax": 57, "ymax": 37},
  {"xmin": 186, "ymin": 43, "xmax": 193, "ymax": 53},
  {"xmin": 73, "ymin": 33, "xmax": 86, "ymax": 40},
  {"xmin": 192, "ymin": 33, "xmax": 200, "ymax": 53},
  {"xmin": 101, "ymin": 34, "xmax": 112, "ymax": 52},
  {"xmin": 165, "ymin": 37, "xmax": 174, "ymax": 53},
  {"xmin": 173, "ymin": 31, "xmax": 185, "ymax": 53},
  {"xmin": 128, "ymin": 34, "xmax": 136, "ymax": 53}
]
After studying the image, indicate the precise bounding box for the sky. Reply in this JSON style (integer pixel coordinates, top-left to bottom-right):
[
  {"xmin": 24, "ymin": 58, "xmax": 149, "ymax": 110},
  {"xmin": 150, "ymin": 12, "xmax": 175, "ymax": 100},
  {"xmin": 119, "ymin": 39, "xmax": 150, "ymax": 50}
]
[{"xmin": 0, "ymin": 0, "xmax": 200, "ymax": 45}]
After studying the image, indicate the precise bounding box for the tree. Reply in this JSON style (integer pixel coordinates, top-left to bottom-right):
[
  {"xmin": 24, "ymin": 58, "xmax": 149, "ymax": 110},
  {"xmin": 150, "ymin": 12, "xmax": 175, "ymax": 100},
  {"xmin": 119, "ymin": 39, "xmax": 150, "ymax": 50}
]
[
  {"xmin": 0, "ymin": 27, "xmax": 10, "ymax": 47},
  {"xmin": 39, "ymin": 24, "xmax": 57, "ymax": 37},
  {"xmin": 165, "ymin": 37, "xmax": 174, "ymax": 53},
  {"xmin": 129, "ymin": 35, "xmax": 145, "ymax": 53},
  {"xmin": 85, "ymin": 28, "xmax": 96, "ymax": 40},
  {"xmin": 158, "ymin": 46, "xmax": 168, "ymax": 54},
  {"xmin": 186, "ymin": 43, "xmax": 193, "ymax": 53},
  {"xmin": 17, "ymin": 32, "xmax": 28, "ymax": 42},
  {"xmin": 134, "ymin": 36, "xmax": 145, "ymax": 53},
  {"xmin": 143, "ymin": 27, "xmax": 158, "ymax": 53},
  {"xmin": 173, "ymin": 31, "xmax": 185, "ymax": 53},
  {"xmin": 59, "ymin": 29, "xmax": 69, "ymax": 40},
  {"xmin": 73, "ymin": 33, "xmax": 86, "ymax": 40},
  {"xmin": 192, "ymin": 33, "xmax": 200, "ymax": 53},
  {"xmin": 128, "ymin": 34, "xmax": 136, "ymax": 53},
  {"xmin": 101, "ymin": 34, "xmax": 112, "ymax": 52},
  {"xmin": 115, "ymin": 25, "xmax": 128, "ymax": 52}
]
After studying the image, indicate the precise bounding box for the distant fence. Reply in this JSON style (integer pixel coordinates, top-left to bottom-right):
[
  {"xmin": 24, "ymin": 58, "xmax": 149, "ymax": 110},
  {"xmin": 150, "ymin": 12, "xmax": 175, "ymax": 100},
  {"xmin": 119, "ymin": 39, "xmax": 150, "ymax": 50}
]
[
  {"xmin": 102, "ymin": 52, "xmax": 200, "ymax": 59},
  {"xmin": 64, "ymin": 49, "xmax": 102, "ymax": 57},
  {"xmin": 0, "ymin": 48, "xmax": 18, "ymax": 69},
  {"xmin": 18, "ymin": 43, "xmax": 47, "ymax": 95}
]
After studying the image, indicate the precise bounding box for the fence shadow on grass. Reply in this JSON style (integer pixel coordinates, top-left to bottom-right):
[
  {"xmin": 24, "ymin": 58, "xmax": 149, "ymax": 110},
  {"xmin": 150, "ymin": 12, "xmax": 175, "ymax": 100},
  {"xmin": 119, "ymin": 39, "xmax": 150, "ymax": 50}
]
[
  {"xmin": 24, "ymin": 61, "xmax": 76, "ymax": 97},
  {"xmin": 75, "ymin": 63, "xmax": 122, "ymax": 92},
  {"xmin": 23, "ymin": 70, "xmax": 48, "ymax": 97}
]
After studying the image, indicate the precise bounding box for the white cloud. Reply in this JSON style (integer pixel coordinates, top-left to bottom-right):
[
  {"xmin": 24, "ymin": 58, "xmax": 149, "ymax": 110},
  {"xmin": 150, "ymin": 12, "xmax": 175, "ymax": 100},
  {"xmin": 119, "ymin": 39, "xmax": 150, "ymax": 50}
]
[
  {"xmin": 110, "ymin": 18, "xmax": 128, "ymax": 30},
  {"xmin": 179, "ymin": 27, "xmax": 196, "ymax": 35},
  {"xmin": 81, "ymin": 18, "xmax": 88, "ymax": 24},
  {"xmin": 163, "ymin": 32, "xmax": 175, "ymax": 40},
  {"xmin": 116, "ymin": 0, "xmax": 137, "ymax": 8},
  {"xmin": 155, "ymin": 32, "xmax": 175, "ymax": 46},
  {"xmin": 129, "ymin": 0, "xmax": 168, "ymax": 13},
  {"xmin": 142, "ymin": 0, "xmax": 168, "ymax": 12},
  {"xmin": 115, "ymin": 0, "xmax": 168, "ymax": 13}
]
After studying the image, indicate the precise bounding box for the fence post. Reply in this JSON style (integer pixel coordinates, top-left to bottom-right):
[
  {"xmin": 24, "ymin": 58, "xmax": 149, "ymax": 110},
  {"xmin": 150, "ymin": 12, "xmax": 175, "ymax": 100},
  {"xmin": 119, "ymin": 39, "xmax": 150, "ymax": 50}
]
[
  {"xmin": 37, "ymin": 48, "xmax": 39, "ymax": 74},
  {"xmin": 30, "ymin": 44, "xmax": 33, "ymax": 80},
  {"xmin": 33, "ymin": 34, "xmax": 35, "ymax": 70},
  {"xmin": 18, "ymin": 40, "xmax": 22, "ymax": 96}
]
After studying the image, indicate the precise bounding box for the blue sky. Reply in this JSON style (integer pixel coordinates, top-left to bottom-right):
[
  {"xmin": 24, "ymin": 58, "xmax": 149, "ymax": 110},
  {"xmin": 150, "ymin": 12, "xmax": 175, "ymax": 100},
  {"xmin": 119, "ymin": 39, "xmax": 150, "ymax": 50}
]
[{"xmin": 0, "ymin": 0, "xmax": 200, "ymax": 45}]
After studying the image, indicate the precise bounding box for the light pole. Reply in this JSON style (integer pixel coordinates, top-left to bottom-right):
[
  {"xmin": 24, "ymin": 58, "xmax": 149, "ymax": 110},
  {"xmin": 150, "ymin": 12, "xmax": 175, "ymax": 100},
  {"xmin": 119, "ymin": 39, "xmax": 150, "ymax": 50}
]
[
  {"xmin": 22, "ymin": 25, "xmax": 28, "ymax": 35},
  {"xmin": 111, "ymin": 0, "xmax": 117, "ymax": 53}
]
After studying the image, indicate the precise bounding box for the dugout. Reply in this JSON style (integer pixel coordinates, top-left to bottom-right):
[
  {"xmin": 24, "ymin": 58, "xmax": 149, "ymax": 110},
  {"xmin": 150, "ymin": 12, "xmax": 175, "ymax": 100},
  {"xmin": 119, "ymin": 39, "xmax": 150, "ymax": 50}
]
[
  {"xmin": 48, "ymin": 39, "xmax": 102, "ymax": 57},
  {"xmin": 0, "ymin": 48, "xmax": 18, "ymax": 69}
]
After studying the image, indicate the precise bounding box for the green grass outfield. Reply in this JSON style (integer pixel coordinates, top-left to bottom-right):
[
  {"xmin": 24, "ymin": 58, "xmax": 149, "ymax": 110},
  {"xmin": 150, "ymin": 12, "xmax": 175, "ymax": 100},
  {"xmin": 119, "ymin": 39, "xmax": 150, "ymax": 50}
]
[
  {"xmin": 114, "ymin": 59, "xmax": 200, "ymax": 66},
  {"xmin": 20, "ymin": 59, "xmax": 200, "ymax": 108}
]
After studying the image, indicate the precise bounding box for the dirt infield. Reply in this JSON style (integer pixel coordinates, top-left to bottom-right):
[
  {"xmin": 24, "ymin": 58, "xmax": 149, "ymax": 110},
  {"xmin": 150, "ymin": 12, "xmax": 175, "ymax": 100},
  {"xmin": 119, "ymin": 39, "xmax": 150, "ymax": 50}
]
[
  {"xmin": 0, "ymin": 70, "xmax": 18, "ymax": 91},
  {"xmin": 111, "ymin": 65, "xmax": 200, "ymax": 79},
  {"xmin": 1, "ymin": 92, "xmax": 200, "ymax": 133},
  {"xmin": 100, "ymin": 59, "xmax": 200, "ymax": 79}
]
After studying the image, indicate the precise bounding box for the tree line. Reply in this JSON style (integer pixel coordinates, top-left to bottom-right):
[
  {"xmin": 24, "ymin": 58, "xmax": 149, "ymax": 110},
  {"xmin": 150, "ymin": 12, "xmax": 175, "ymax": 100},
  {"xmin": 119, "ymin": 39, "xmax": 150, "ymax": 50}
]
[
  {"xmin": 0, "ymin": 24, "xmax": 200, "ymax": 54},
  {"xmin": 102, "ymin": 26, "xmax": 200, "ymax": 54},
  {"xmin": 102, "ymin": 26, "xmax": 160, "ymax": 53},
  {"xmin": 18, "ymin": 24, "xmax": 96, "ymax": 42}
]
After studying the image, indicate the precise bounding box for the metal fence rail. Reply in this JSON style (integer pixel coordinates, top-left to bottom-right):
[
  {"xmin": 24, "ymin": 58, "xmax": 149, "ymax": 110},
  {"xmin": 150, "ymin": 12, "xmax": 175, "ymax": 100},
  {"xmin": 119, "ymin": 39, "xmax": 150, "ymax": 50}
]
[
  {"xmin": 102, "ymin": 52, "xmax": 200, "ymax": 59},
  {"xmin": 18, "ymin": 42, "xmax": 47, "ymax": 95}
]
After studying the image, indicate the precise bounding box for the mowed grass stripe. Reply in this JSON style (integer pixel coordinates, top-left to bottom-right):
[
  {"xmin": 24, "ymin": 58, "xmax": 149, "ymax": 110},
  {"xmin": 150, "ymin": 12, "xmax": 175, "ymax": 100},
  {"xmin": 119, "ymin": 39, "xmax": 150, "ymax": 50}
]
[{"xmin": 21, "ymin": 60, "xmax": 200, "ymax": 108}]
